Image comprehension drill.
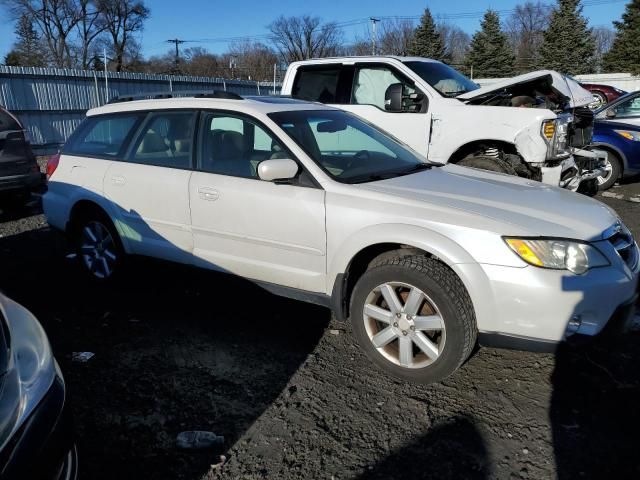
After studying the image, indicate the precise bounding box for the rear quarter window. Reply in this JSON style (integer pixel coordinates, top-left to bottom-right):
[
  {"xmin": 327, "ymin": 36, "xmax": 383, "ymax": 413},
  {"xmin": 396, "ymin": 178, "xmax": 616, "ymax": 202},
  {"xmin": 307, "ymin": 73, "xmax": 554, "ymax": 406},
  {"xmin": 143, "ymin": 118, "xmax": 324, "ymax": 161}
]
[{"xmin": 65, "ymin": 113, "xmax": 143, "ymax": 157}]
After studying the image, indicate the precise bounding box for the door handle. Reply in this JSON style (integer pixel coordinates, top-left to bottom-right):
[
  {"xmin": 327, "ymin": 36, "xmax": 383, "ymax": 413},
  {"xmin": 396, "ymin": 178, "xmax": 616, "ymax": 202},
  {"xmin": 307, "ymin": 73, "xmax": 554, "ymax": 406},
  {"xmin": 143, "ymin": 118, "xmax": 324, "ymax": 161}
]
[
  {"xmin": 111, "ymin": 175, "xmax": 126, "ymax": 186},
  {"xmin": 198, "ymin": 186, "xmax": 219, "ymax": 201}
]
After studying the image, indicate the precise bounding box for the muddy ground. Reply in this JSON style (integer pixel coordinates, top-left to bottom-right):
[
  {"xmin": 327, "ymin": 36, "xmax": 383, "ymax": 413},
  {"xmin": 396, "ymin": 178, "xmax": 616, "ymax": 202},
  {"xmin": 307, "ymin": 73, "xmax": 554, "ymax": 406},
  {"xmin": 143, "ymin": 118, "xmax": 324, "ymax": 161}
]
[{"xmin": 0, "ymin": 181, "xmax": 639, "ymax": 480}]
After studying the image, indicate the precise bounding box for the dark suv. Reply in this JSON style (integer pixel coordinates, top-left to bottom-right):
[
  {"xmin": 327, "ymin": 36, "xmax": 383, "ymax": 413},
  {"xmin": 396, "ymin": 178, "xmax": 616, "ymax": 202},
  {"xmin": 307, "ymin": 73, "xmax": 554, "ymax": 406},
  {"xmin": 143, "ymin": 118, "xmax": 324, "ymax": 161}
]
[{"xmin": 0, "ymin": 106, "xmax": 43, "ymax": 206}]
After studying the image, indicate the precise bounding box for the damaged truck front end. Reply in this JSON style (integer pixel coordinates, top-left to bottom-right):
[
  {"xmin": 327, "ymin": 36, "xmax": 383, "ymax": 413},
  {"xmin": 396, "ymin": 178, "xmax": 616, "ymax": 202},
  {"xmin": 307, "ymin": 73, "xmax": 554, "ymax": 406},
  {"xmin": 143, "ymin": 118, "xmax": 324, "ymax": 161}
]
[{"xmin": 458, "ymin": 71, "xmax": 607, "ymax": 194}]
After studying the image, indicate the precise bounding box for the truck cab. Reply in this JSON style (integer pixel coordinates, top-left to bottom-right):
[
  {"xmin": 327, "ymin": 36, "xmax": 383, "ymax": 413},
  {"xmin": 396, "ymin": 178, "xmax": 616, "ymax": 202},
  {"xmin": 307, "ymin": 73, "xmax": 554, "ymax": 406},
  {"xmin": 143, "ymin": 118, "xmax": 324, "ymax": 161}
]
[{"xmin": 281, "ymin": 56, "xmax": 605, "ymax": 192}]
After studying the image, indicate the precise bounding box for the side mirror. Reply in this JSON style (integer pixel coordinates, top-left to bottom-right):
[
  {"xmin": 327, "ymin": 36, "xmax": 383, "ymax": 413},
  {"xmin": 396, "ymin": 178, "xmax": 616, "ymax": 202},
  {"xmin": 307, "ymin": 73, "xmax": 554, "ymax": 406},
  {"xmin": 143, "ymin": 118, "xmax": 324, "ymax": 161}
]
[
  {"xmin": 257, "ymin": 158, "xmax": 299, "ymax": 182},
  {"xmin": 385, "ymin": 83, "xmax": 403, "ymax": 112},
  {"xmin": 606, "ymin": 108, "xmax": 616, "ymax": 119}
]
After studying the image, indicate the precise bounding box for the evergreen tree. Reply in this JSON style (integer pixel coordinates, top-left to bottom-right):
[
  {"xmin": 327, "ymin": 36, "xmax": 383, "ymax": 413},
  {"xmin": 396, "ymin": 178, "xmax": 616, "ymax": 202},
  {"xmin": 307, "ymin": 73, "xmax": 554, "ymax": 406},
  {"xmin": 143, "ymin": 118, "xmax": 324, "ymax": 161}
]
[
  {"xmin": 465, "ymin": 10, "xmax": 515, "ymax": 78},
  {"xmin": 3, "ymin": 51, "xmax": 21, "ymax": 66},
  {"xmin": 602, "ymin": 0, "xmax": 640, "ymax": 74},
  {"xmin": 9, "ymin": 15, "xmax": 47, "ymax": 67},
  {"xmin": 538, "ymin": 0, "xmax": 595, "ymax": 74},
  {"xmin": 408, "ymin": 8, "xmax": 448, "ymax": 61}
]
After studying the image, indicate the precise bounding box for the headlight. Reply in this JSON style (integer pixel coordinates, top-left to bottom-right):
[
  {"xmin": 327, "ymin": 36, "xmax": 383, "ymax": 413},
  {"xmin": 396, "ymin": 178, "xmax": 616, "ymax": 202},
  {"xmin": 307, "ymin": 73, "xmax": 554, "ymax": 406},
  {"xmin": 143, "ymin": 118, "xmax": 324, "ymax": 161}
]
[
  {"xmin": 542, "ymin": 115, "xmax": 571, "ymax": 159},
  {"xmin": 614, "ymin": 130, "xmax": 640, "ymax": 141},
  {"xmin": 0, "ymin": 297, "xmax": 56, "ymax": 447},
  {"xmin": 504, "ymin": 238, "xmax": 610, "ymax": 274}
]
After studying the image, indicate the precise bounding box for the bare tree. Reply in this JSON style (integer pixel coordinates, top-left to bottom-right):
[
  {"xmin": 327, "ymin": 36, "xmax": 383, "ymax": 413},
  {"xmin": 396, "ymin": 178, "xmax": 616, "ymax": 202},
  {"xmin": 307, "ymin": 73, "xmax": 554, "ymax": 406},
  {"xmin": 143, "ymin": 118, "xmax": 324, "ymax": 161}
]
[
  {"xmin": 437, "ymin": 21, "xmax": 470, "ymax": 65},
  {"xmin": 182, "ymin": 47, "xmax": 221, "ymax": 77},
  {"xmin": 379, "ymin": 19, "xmax": 415, "ymax": 55},
  {"xmin": 75, "ymin": 0, "xmax": 107, "ymax": 69},
  {"xmin": 1, "ymin": 0, "xmax": 83, "ymax": 67},
  {"xmin": 268, "ymin": 15, "xmax": 341, "ymax": 63},
  {"xmin": 504, "ymin": 1, "xmax": 551, "ymax": 73},
  {"xmin": 97, "ymin": 0, "xmax": 149, "ymax": 71},
  {"xmin": 592, "ymin": 25, "xmax": 615, "ymax": 72},
  {"xmin": 227, "ymin": 40, "xmax": 279, "ymax": 81}
]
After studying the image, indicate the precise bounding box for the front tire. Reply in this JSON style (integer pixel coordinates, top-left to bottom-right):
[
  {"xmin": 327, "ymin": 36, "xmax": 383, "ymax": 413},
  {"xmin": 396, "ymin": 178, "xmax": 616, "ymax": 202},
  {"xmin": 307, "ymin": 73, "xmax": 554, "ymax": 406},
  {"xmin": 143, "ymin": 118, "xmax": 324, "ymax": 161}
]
[
  {"xmin": 71, "ymin": 211, "xmax": 124, "ymax": 280},
  {"xmin": 350, "ymin": 255, "xmax": 477, "ymax": 384}
]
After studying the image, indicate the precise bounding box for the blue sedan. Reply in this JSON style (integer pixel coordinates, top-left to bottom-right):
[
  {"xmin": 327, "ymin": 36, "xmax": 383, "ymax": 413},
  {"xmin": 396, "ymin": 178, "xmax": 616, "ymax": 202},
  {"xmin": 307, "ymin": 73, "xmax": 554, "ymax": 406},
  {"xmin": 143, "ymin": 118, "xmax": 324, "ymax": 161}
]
[{"xmin": 592, "ymin": 90, "xmax": 640, "ymax": 190}]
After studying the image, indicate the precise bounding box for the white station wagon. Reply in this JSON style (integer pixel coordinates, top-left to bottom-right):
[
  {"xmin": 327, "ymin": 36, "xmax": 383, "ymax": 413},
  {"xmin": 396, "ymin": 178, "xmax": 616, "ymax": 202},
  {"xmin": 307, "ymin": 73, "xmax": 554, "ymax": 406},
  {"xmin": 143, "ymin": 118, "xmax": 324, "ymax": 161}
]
[{"xmin": 44, "ymin": 92, "xmax": 639, "ymax": 383}]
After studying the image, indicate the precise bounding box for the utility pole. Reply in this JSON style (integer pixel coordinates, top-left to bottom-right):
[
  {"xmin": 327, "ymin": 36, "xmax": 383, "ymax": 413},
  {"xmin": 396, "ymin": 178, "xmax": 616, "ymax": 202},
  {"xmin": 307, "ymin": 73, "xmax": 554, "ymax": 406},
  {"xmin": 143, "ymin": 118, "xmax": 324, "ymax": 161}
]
[
  {"xmin": 166, "ymin": 38, "xmax": 186, "ymax": 74},
  {"xmin": 370, "ymin": 17, "xmax": 380, "ymax": 56}
]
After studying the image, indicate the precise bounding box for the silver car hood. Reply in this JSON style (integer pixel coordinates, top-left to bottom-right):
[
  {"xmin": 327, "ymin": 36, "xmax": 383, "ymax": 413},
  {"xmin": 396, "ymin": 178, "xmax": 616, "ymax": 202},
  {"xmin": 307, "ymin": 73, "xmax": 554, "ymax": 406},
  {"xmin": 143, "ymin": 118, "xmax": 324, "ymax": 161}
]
[
  {"xmin": 358, "ymin": 164, "xmax": 618, "ymax": 240},
  {"xmin": 457, "ymin": 70, "xmax": 593, "ymax": 108}
]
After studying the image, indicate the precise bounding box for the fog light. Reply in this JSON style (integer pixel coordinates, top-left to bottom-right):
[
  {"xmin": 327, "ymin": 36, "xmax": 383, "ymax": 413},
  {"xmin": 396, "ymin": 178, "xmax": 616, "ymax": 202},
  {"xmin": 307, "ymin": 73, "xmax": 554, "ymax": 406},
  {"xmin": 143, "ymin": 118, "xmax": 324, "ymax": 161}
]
[{"xmin": 566, "ymin": 315, "xmax": 582, "ymax": 336}]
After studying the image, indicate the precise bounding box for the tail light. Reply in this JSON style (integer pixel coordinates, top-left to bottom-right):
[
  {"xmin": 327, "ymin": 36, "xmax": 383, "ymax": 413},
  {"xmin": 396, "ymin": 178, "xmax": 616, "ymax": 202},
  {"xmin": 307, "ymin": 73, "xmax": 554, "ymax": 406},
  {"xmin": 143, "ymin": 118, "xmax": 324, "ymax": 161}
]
[{"xmin": 46, "ymin": 153, "xmax": 60, "ymax": 180}]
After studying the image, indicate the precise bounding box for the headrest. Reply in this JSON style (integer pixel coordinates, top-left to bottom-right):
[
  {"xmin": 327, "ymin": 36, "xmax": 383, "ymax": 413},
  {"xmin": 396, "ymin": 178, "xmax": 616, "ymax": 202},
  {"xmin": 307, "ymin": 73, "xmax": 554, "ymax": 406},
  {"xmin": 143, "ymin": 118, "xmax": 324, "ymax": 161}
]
[{"xmin": 139, "ymin": 131, "xmax": 168, "ymax": 153}]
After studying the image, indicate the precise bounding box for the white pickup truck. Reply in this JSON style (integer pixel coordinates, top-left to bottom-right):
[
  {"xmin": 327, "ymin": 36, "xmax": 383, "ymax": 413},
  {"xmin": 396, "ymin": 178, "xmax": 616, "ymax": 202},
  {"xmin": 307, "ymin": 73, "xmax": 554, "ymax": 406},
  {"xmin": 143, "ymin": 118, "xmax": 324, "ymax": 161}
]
[{"xmin": 281, "ymin": 56, "xmax": 605, "ymax": 193}]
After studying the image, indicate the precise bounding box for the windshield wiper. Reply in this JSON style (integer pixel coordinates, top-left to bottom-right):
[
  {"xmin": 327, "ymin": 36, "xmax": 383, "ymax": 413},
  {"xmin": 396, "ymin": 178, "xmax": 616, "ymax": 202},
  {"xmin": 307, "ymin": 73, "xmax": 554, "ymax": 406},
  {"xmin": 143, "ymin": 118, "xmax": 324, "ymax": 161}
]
[{"xmin": 347, "ymin": 163, "xmax": 433, "ymax": 184}]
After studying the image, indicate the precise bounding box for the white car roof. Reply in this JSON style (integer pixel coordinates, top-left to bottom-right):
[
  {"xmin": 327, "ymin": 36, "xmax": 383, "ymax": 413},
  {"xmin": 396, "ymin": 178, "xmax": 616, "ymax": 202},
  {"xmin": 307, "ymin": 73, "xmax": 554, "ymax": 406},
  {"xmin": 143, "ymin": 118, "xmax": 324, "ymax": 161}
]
[
  {"xmin": 290, "ymin": 56, "xmax": 441, "ymax": 65},
  {"xmin": 87, "ymin": 95, "xmax": 336, "ymax": 117}
]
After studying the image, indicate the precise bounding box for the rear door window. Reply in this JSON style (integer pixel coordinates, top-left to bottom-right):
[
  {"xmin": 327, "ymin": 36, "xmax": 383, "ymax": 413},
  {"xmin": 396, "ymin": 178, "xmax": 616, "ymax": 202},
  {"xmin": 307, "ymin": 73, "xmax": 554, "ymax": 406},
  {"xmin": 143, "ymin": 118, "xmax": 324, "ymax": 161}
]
[
  {"xmin": 66, "ymin": 114, "xmax": 142, "ymax": 157},
  {"xmin": 292, "ymin": 66, "xmax": 342, "ymax": 103},
  {"xmin": 129, "ymin": 111, "xmax": 196, "ymax": 169}
]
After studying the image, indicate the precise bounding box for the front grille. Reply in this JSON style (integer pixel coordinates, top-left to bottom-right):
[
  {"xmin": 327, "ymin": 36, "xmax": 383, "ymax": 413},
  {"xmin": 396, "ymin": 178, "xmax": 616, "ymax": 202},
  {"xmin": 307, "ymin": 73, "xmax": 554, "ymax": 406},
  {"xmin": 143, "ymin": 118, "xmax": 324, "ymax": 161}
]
[
  {"xmin": 569, "ymin": 107, "xmax": 594, "ymax": 148},
  {"xmin": 576, "ymin": 156, "xmax": 599, "ymax": 171},
  {"xmin": 607, "ymin": 228, "xmax": 639, "ymax": 271}
]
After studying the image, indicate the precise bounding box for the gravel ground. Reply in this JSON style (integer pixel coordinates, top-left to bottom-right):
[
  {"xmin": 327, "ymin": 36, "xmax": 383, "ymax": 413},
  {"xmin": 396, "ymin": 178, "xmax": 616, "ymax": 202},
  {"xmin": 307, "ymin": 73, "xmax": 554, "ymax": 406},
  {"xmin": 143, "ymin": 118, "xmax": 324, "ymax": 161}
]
[{"xmin": 0, "ymin": 182, "xmax": 639, "ymax": 480}]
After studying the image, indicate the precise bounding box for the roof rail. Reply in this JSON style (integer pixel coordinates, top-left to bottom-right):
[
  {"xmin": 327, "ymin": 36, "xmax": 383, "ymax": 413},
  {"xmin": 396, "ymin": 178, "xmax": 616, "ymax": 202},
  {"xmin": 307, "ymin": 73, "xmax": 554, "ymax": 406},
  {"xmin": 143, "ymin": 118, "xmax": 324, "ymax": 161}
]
[{"xmin": 108, "ymin": 90, "xmax": 244, "ymax": 104}]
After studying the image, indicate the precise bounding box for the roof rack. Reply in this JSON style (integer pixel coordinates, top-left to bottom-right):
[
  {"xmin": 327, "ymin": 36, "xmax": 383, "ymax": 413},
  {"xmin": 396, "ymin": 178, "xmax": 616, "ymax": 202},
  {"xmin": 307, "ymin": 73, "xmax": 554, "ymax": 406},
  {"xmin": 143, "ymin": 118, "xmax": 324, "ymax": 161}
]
[{"xmin": 108, "ymin": 90, "xmax": 244, "ymax": 104}]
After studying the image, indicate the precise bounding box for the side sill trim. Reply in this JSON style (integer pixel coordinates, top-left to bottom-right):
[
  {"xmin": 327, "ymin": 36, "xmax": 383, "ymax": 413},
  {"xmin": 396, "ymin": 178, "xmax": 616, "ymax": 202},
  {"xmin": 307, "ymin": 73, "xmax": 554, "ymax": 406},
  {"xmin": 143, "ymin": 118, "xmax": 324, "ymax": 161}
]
[{"xmin": 478, "ymin": 332, "xmax": 559, "ymax": 353}]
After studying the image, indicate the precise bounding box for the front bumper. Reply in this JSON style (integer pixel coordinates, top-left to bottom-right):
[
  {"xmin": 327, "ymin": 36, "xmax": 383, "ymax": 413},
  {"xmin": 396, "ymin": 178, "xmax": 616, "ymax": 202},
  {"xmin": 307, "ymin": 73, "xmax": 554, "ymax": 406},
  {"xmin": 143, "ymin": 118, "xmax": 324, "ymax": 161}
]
[
  {"xmin": 475, "ymin": 257, "xmax": 639, "ymax": 351},
  {"xmin": 0, "ymin": 368, "xmax": 77, "ymax": 480},
  {"xmin": 539, "ymin": 150, "xmax": 607, "ymax": 192},
  {"xmin": 0, "ymin": 171, "xmax": 44, "ymax": 194}
]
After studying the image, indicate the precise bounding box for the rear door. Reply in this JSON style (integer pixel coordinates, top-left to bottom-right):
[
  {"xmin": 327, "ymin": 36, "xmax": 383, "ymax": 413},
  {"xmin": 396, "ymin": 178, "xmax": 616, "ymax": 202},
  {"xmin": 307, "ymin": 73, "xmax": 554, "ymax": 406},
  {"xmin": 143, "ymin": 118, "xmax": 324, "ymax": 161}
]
[{"xmin": 103, "ymin": 110, "xmax": 196, "ymax": 263}]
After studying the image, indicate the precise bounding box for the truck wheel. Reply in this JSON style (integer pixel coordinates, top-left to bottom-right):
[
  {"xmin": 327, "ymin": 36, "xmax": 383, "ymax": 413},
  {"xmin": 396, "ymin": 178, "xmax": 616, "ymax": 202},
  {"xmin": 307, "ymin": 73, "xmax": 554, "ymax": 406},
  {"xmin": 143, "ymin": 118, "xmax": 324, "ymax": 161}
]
[
  {"xmin": 349, "ymin": 255, "xmax": 477, "ymax": 384},
  {"xmin": 458, "ymin": 156, "xmax": 517, "ymax": 175},
  {"xmin": 597, "ymin": 152, "xmax": 622, "ymax": 191},
  {"xmin": 72, "ymin": 210, "xmax": 124, "ymax": 280}
]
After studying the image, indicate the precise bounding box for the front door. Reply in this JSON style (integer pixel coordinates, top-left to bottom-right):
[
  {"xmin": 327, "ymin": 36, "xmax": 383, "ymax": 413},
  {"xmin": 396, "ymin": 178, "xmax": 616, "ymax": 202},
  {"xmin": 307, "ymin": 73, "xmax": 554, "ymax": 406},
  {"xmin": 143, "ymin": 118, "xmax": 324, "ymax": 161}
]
[
  {"xmin": 189, "ymin": 111, "xmax": 326, "ymax": 293},
  {"xmin": 340, "ymin": 64, "xmax": 431, "ymax": 157}
]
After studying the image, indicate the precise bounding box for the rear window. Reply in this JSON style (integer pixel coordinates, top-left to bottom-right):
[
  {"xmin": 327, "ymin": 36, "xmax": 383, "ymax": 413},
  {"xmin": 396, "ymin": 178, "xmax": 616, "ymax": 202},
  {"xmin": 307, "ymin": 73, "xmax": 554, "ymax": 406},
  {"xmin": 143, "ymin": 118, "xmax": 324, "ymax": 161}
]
[
  {"xmin": 292, "ymin": 67, "xmax": 342, "ymax": 103},
  {"xmin": 0, "ymin": 109, "xmax": 20, "ymax": 132},
  {"xmin": 65, "ymin": 113, "xmax": 142, "ymax": 157}
]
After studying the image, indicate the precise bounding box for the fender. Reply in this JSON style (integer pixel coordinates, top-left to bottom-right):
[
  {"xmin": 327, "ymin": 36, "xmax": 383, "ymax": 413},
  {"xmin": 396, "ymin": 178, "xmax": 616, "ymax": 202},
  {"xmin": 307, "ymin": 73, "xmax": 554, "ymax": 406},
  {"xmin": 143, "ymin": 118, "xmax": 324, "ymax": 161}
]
[
  {"xmin": 327, "ymin": 223, "xmax": 476, "ymax": 295},
  {"xmin": 326, "ymin": 223, "xmax": 498, "ymax": 328},
  {"xmin": 429, "ymin": 104, "xmax": 553, "ymax": 165}
]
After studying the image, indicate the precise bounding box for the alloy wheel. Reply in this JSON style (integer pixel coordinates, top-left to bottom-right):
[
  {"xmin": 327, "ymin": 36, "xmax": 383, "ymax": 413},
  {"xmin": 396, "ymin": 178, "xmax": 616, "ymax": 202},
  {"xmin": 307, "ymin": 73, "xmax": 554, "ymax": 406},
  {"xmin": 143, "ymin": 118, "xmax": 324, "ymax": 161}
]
[
  {"xmin": 80, "ymin": 220, "xmax": 117, "ymax": 279},
  {"xmin": 363, "ymin": 282, "xmax": 445, "ymax": 369},
  {"xmin": 597, "ymin": 157, "xmax": 613, "ymax": 186}
]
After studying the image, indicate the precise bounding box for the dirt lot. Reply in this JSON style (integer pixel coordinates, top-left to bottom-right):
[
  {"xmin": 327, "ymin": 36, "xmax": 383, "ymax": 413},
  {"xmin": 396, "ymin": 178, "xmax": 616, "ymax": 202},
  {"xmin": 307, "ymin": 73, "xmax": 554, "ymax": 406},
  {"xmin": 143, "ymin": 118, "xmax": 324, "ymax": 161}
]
[{"xmin": 0, "ymin": 181, "xmax": 639, "ymax": 480}]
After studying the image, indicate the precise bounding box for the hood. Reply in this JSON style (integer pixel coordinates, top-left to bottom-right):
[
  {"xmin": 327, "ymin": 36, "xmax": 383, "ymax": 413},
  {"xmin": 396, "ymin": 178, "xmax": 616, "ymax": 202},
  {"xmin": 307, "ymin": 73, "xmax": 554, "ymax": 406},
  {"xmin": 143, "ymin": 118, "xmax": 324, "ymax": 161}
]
[
  {"xmin": 457, "ymin": 70, "xmax": 593, "ymax": 108},
  {"xmin": 358, "ymin": 164, "xmax": 618, "ymax": 240}
]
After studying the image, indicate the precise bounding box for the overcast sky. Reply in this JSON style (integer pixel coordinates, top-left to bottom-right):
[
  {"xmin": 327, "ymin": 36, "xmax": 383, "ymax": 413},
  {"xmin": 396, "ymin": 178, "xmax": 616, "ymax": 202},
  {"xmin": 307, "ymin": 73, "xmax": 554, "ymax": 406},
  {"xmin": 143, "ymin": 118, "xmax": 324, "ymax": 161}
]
[{"xmin": 0, "ymin": 0, "xmax": 629, "ymax": 62}]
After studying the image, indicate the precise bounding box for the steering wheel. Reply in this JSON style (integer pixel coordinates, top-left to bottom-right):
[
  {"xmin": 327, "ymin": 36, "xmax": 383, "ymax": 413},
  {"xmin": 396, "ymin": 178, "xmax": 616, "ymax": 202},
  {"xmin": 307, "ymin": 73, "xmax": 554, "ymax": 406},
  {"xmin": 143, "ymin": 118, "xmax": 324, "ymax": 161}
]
[{"xmin": 346, "ymin": 150, "xmax": 370, "ymax": 170}]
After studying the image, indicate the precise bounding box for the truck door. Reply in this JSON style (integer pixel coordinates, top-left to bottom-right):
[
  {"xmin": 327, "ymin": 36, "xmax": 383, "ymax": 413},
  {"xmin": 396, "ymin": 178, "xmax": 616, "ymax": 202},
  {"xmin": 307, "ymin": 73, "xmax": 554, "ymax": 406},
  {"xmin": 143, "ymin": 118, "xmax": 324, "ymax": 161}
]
[
  {"xmin": 340, "ymin": 64, "xmax": 431, "ymax": 157},
  {"xmin": 290, "ymin": 64, "xmax": 431, "ymax": 158}
]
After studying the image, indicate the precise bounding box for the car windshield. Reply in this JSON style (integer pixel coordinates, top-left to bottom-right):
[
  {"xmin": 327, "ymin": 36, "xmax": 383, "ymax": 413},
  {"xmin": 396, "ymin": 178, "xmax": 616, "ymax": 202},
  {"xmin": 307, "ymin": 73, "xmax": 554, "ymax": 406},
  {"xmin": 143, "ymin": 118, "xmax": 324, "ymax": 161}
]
[
  {"xmin": 404, "ymin": 61, "xmax": 479, "ymax": 97},
  {"xmin": 268, "ymin": 110, "xmax": 433, "ymax": 184}
]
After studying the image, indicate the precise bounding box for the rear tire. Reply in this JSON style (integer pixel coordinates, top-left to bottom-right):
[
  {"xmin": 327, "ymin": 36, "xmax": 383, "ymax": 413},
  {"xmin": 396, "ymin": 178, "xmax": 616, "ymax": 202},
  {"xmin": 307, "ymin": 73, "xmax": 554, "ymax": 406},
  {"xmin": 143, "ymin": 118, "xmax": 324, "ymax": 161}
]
[
  {"xmin": 71, "ymin": 210, "xmax": 124, "ymax": 281},
  {"xmin": 597, "ymin": 152, "xmax": 622, "ymax": 191},
  {"xmin": 458, "ymin": 155, "xmax": 517, "ymax": 175},
  {"xmin": 349, "ymin": 255, "xmax": 477, "ymax": 384}
]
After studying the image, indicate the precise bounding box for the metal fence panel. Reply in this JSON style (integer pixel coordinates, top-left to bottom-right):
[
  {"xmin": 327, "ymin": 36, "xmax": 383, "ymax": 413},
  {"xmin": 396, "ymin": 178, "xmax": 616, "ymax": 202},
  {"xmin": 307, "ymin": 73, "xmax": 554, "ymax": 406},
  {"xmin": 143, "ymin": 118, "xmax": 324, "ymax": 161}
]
[{"xmin": 0, "ymin": 66, "xmax": 281, "ymax": 152}]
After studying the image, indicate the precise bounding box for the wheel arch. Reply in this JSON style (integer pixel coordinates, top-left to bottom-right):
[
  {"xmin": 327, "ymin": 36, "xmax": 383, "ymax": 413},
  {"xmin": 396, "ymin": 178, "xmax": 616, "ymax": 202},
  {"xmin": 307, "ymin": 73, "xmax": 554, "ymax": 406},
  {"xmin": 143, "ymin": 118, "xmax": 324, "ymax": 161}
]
[
  {"xmin": 447, "ymin": 139, "xmax": 518, "ymax": 164},
  {"xmin": 589, "ymin": 142, "xmax": 628, "ymax": 172},
  {"xmin": 66, "ymin": 198, "xmax": 130, "ymax": 253},
  {"xmin": 328, "ymin": 225, "xmax": 479, "ymax": 322}
]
